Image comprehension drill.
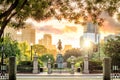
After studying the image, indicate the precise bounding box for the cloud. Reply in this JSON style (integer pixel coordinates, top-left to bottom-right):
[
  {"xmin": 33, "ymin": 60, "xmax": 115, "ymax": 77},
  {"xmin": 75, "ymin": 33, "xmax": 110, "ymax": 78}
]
[
  {"xmin": 63, "ymin": 26, "xmax": 77, "ymax": 33},
  {"xmin": 26, "ymin": 18, "xmax": 78, "ymax": 34},
  {"xmin": 38, "ymin": 25, "xmax": 62, "ymax": 34},
  {"xmin": 37, "ymin": 25, "xmax": 78, "ymax": 34},
  {"xmin": 99, "ymin": 12, "xmax": 120, "ymax": 33}
]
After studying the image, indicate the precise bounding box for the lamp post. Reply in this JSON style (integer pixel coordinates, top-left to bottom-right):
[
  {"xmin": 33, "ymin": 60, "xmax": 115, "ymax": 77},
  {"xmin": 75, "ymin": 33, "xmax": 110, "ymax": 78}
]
[
  {"xmin": 46, "ymin": 56, "xmax": 48, "ymax": 60},
  {"xmin": 98, "ymin": 33, "xmax": 100, "ymax": 60},
  {"xmin": 46, "ymin": 56, "xmax": 48, "ymax": 67},
  {"xmin": 1, "ymin": 45, "xmax": 4, "ymax": 75},
  {"xmin": 30, "ymin": 43, "xmax": 33, "ymax": 60},
  {"xmin": 1, "ymin": 30, "xmax": 6, "ymax": 76},
  {"xmin": 83, "ymin": 40, "xmax": 91, "ymax": 74},
  {"xmin": 1, "ymin": 45, "xmax": 4, "ymax": 65}
]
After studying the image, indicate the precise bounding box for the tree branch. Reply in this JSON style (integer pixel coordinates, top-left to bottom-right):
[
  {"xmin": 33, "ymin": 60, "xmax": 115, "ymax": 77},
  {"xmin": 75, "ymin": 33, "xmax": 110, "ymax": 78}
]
[
  {"xmin": 19, "ymin": 0, "xmax": 27, "ymax": 10},
  {"xmin": 0, "ymin": 0, "xmax": 18, "ymax": 19},
  {"xmin": 0, "ymin": 0, "xmax": 28, "ymax": 37},
  {"xmin": 0, "ymin": 10, "xmax": 19, "ymax": 37}
]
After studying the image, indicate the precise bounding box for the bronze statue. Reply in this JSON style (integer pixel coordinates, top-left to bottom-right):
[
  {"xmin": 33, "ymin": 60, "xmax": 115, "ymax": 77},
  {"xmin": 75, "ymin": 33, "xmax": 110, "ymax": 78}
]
[
  {"xmin": 57, "ymin": 39, "xmax": 62, "ymax": 51},
  {"xmin": 56, "ymin": 39, "xmax": 64, "ymax": 69}
]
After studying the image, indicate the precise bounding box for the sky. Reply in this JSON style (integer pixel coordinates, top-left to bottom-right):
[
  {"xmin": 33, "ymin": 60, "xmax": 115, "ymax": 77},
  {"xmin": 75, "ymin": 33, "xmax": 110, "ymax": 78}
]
[
  {"xmin": 26, "ymin": 12, "xmax": 120, "ymax": 48},
  {"xmin": 26, "ymin": 18, "xmax": 84, "ymax": 48}
]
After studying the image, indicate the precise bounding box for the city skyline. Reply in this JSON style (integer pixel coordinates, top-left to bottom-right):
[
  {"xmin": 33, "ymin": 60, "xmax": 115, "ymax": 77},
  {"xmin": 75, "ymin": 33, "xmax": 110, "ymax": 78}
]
[
  {"xmin": 26, "ymin": 13, "xmax": 120, "ymax": 48},
  {"xmin": 30, "ymin": 18, "xmax": 84, "ymax": 48},
  {"xmin": 4, "ymin": 12, "xmax": 120, "ymax": 48},
  {"xmin": 26, "ymin": 18, "xmax": 85, "ymax": 48}
]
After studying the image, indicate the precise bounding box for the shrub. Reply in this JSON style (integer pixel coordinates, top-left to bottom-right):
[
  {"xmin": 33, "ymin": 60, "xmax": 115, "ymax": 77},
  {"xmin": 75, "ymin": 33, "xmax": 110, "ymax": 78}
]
[
  {"xmin": 38, "ymin": 59, "xmax": 44, "ymax": 67},
  {"xmin": 18, "ymin": 61, "xmax": 33, "ymax": 66},
  {"xmin": 63, "ymin": 48, "xmax": 82, "ymax": 62},
  {"xmin": 17, "ymin": 60, "xmax": 44, "ymax": 73},
  {"xmin": 75, "ymin": 61, "xmax": 83, "ymax": 68},
  {"xmin": 17, "ymin": 61, "xmax": 33, "ymax": 73},
  {"xmin": 89, "ymin": 60, "xmax": 102, "ymax": 73}
]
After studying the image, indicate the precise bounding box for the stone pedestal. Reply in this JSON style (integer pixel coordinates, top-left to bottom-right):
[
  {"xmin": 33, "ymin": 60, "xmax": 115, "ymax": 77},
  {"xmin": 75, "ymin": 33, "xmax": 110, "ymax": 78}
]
[
  {"xmin": 33, "ymin": 55, "xmax": 38, "ymax": 74},
  {"xmin": 47, "ymin": 59, "xmax": 52, "ymax": 74},
  {"xmin": 103, "ymin": 57, "xmax": 111, "ymax": 80},
  {"xmin": 83, "ymin": 55, "xmax": 89, "ymax": 74},
  {"xmin": 71, "ymin": 60, "xmax": 74, "ymax": 74},
  {"xmin": 9, "ymin": 56, "xmax": 16, "ymax": 80}
]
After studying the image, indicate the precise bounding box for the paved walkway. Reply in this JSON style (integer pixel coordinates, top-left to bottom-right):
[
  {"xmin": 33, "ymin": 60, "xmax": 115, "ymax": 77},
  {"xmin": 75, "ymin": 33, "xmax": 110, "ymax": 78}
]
[
  {"xmin": 17, "ymin": 72, "xmax": 103, "ymax": 76},
  {"xmin": 1, "ymin": 72, "xmax": 119, "ymax": 80},
  {"xmin": 17, "ymin": 72, "xmax": 103, "ymax": 80}
]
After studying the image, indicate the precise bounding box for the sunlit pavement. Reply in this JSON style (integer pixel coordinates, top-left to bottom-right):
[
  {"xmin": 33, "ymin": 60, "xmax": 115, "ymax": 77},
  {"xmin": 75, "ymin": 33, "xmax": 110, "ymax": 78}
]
[{"xmin": 17, "ymin": 72, "xmax": 103, "ymax": 80}]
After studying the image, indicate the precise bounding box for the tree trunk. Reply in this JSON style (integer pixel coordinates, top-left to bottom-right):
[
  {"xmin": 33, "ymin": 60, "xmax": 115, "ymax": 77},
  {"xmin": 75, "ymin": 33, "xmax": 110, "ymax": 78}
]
[
  {"xmin": 0, "ymin": 0, "xmax": 27, "ymax": 38},
  {"xmin": 0, "ymin": 20, "xmax": 8, "ymax": 38}
]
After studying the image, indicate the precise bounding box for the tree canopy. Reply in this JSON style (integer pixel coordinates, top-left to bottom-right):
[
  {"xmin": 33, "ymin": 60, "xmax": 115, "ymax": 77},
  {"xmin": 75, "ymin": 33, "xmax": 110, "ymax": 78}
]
[
  {"xmin": 104, "ymin": 36, "xmax": 120, "ymax": 62},
  {"xmin": 63, "ymin": 48, "xmax": 82, "ymax": 61},
  {"xmin": 0, "ymin": 0, "xmax": 53, "ymax": 37},
  {"xmin": 0, "ymin": 0, "xmax": 120, "ymax": 38},
  {"xmin": 51, "ymin": 0, "xmax": 120, "ymax": 25},
  {"xmin": 39, "ymin": 53, "xmax": 55, "ymax": 63},
  {"xmin": 0, "ymin": 34, "xmax": 21, "ymax": 58},
  {"xmin": 32, "ymin": 44, "xmax": 47, "ymax": 55}
]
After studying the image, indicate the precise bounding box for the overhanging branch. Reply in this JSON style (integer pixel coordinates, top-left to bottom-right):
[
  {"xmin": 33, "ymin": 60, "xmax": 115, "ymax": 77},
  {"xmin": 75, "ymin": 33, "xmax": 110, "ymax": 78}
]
[{"xmin": 0, "ymin": 0, "xmax": 18, "ymax": 19}]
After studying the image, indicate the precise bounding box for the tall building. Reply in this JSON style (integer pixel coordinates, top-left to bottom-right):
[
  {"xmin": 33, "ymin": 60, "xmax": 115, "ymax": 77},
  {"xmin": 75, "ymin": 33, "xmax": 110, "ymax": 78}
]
[
  {"xmin": 43, "ymin": 34, "xmax": 52, "ymax": 47},
  {"xmin": 80, "ymin": 22, "xmax": 100, "ymax": 48},
  {"xmin": 38, "ymin": 34, "xmax": 73, "ymax": 56},
  {"xmin": 39, "ymin": 34, "xmax": 55, "ymax": 49},
  {"xmin": 21, "ymin": 26, "xmax": 35, "ymax": 44},
  {"xmin": 4, "ymin": 26, "xmax": 36, "ymax": 44}
]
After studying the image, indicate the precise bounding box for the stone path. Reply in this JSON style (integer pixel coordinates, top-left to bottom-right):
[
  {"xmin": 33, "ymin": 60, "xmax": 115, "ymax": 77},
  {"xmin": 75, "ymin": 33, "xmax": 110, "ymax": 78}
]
[
  {"xmin": 17, "ymin": 72, "xmax": 103, "ymax": 80},
  {"xmin": 17, "ymin": 78, "xmax": 102, "ymax": 80}
]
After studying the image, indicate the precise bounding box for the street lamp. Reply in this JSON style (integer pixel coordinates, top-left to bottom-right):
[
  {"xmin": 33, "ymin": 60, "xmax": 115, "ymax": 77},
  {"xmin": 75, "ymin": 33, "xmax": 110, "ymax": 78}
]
[
  {"xmin": 1, "ymin": 45, "xmax": 4, "ymax": 65},
  {"xmin": 30, "ymin": 43, "xmax": 33, "ymax": 60},
  {"xmin": 83, "ymin": 39, "xmax": 91, "ymax": 74},
  {"xmin": 1, "ymin": 31, "xmax": 7, "ymax": 76},
  {"xmin": 46, "ymin": 56, "xmax": 48, "ymax": 61},
  {"xmin": 46, "ymin": 56, "xmax": 49, "ymax": 67},
  {"xmin": 1, "ymin": 45, "xmax": 4, "ymax": 75}
]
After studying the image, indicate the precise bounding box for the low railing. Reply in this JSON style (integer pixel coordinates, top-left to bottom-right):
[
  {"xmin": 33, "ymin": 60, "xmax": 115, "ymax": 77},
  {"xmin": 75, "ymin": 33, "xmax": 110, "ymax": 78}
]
[
  {"xmin": 0, "ymin": 64, "xmax": 8, "ymax": 80},
  {"xmin": 111, "ymin": 65, "xmax": 120, "ymax": 80}
]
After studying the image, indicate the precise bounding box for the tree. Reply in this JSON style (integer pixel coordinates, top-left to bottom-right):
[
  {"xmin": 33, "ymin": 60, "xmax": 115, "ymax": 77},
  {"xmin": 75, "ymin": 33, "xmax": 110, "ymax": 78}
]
[
  {"xmin": 32, "ymin": 44, "xmax": 47, "ymax": 56},
  {"xmin": 1, "ymin": 0, "xmax": 119, "ymax": 38},
  {"xmin": 18, "ymin": 42, "xmax": 29, "ymax": 61},
  {"xmin": 63, "ymin": 48, "xmax": 82, "ymax": 62},
  {"xmin": 91, "ymin": 42, "xmax": 106, "ymax": 60},
  {"xmin": 39, "ymin": 53, "xmax": 55, "ymax": 67},
  {"xmin": 0, "ymin": 0, "xmax": 53, "ymax": 37},
  {"xmin": 104, "ymin": 36, "xmax": 120, "ymax": 62},
  {"xmin": 51, "ymin": 0, "xmax": 120, "ymax": 25},
  {"xmin": 0, "ymin": 34, "xmax": 21, "ymax": 58}
]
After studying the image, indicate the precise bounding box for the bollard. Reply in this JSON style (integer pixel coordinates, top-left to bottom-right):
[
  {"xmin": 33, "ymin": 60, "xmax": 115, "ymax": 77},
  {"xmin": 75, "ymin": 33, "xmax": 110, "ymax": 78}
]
[
  {"xmin": 71, "ymin": 59, "xmax": 74, "ymax": 74},
  {"xmin": 83, "ymin": 55, "xmax": 89, "ymax": 74},
  {"xmin": 9, "ymin": 56, "xmax": 16, "ymax": 80},
  {"xmin": 103, "ymin": 57, "xmax": 111, "ymax": 80},
  {"xmin": 33, "ymin": 54, "xmax": 39, "ymax": 74},
  {"xmin": 47, "ymin": 59, "xmax": 52, "ymax": 74}
]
